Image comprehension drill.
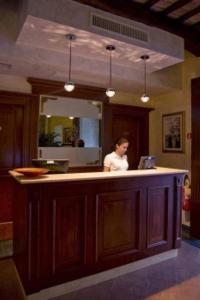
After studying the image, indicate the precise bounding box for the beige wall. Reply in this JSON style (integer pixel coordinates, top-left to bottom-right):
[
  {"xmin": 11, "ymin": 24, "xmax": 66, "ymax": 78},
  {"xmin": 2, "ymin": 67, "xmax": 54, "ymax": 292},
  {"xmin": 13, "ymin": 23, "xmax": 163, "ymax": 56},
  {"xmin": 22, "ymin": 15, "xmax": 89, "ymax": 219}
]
[{"xmin": 150, "ymin": 52, "xmax": 200, "ymax": 175}]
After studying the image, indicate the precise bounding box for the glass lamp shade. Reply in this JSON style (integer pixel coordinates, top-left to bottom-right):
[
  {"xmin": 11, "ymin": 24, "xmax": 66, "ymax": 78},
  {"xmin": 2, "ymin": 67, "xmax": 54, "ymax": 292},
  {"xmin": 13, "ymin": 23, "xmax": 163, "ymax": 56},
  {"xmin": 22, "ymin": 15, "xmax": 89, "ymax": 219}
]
[
  {"xmin": 106, "ymin": 87, "xmax": 115, "ymax": 98},
  {"xmin": 64, "ymin": 82, "xmax": 75, "ymax": 92},
  {"xmin": 141, "ymin": 94, "xmax": 150, "ymax": 103}
]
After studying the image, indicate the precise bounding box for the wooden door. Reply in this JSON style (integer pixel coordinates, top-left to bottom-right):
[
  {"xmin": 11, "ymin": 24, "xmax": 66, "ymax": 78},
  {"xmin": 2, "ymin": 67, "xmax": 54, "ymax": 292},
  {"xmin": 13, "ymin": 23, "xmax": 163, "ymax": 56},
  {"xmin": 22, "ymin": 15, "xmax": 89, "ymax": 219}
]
[
  {"xmin": 0, "ymin": 104, "xmax": 24, "ymax": 234},
  {"xmin": 105, "ymin": 104, "xmax": 151, "ymax": 170},
  {"xmin": 0, "ymin": 92, "xmax": 38, "ymax": 240},
  {"xmin": 112, "ymin": 114, "xmax": 141, "ymax": 169},
  {"xmin": 0, "ymin": 104, "xmax": 24, "ymax": 175}
]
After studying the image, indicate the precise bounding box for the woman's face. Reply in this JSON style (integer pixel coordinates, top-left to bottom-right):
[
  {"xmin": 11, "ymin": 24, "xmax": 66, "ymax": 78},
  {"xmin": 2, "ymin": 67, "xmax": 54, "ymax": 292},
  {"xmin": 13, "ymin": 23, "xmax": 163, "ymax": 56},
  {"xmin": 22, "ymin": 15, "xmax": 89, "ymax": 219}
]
[{"xmin": 116, "ymin": 142, "xmax": 129, "ymax": 156}]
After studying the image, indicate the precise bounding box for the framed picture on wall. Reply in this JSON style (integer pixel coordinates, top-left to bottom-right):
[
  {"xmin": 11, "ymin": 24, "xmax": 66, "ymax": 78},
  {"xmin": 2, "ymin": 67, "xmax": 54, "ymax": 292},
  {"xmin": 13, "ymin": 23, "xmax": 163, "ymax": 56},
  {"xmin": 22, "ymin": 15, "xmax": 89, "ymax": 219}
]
[{"xmin": 162, "ymin": 112, "xmax": 185, "ymax": 153}]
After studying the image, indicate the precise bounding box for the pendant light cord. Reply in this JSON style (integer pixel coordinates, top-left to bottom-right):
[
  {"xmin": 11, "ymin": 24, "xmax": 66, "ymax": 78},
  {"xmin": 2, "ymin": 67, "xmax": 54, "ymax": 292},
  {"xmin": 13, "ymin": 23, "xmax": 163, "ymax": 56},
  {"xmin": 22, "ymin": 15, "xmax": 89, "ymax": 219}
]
[
  {"xmin": 109, "ymin": 50, "xmax": 112, "ymax": 87},
  {"xmin": 69, "ymin": 39, "xmax": 72, "ymax": 82},
  {"xmin": 144, "ymin": 58, "xmax": 147, "ymax": 94}
]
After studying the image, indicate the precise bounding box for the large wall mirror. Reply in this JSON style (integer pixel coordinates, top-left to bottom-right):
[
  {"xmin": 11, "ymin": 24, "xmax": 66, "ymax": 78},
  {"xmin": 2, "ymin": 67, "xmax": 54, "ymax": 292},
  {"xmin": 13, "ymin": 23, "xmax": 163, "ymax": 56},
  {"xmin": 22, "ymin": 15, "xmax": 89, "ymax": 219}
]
[{"xmin": 38, "ymin": 95, "xmax": 102, "ymax": 166}]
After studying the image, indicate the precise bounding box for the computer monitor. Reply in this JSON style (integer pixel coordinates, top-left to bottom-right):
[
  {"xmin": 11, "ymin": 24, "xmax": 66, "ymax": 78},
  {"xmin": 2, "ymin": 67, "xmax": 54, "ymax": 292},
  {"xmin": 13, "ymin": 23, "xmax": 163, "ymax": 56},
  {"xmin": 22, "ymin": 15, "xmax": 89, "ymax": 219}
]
[{"xmin": 138, "ymin": 156, "xmax": 156, "ymax": 170}]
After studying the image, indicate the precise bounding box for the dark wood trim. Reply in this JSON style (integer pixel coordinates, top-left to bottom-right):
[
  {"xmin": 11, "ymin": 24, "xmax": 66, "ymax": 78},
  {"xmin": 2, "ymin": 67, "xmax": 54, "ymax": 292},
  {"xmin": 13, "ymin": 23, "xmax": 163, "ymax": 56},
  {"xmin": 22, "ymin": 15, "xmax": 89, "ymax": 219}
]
[
  {"xmin": 191, "ymin": 76, "xmax": 200, "ymax": 238},
  {"xmin": 144, "ymin": 0, "xmax": 160, "ymax": 9},
  {"xmin": 27, "ymin": 78, "xmax": 109, "ymax": 102},
  {"xmin": 163, "ymin": 0, "xmax": 191, "ymax": 15},
  {"xmin": 173, "ymin": 175, "xmax": 183, "ymax": 248},
  {"xmin": 179, "ymin": 6, "xmax": 200, "ymax": 23}
]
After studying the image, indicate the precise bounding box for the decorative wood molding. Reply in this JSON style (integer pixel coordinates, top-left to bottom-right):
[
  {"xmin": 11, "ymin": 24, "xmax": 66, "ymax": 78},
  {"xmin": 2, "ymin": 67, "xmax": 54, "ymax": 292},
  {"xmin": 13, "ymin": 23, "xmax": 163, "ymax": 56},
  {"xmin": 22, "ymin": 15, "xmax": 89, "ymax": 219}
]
[{"xmin": 27, "ymin": 77, "xmax": 109, "ymax": 102}]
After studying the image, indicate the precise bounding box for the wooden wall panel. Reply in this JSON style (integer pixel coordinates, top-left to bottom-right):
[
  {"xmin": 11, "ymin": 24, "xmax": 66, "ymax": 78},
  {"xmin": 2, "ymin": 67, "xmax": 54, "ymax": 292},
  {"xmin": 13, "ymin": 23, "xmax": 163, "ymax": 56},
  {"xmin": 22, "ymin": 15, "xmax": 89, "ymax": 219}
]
[
  {"xmin": 147, "ymin": 187, "xmax": 169, "ymax": 247},
  {"xmin": 95, "ymin": 189, "xmax": 142, "ymax": 262},
  {"xmin": 52, "ymin": 195, "xmax": 87, "ymax": 273}
]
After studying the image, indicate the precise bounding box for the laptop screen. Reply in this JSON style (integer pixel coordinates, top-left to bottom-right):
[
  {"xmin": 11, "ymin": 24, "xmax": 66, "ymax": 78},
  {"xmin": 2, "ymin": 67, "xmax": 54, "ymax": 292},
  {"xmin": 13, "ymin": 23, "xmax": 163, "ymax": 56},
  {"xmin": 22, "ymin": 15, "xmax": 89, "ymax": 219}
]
[{"xmin": 138, "ymin": 156, "xmax": 156, "ymax": 170}]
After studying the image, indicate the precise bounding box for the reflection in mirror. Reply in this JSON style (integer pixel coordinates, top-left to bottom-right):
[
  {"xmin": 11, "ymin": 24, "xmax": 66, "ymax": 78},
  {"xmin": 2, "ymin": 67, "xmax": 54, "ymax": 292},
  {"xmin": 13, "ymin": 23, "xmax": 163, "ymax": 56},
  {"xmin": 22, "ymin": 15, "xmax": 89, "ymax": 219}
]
[
  {"xmin": 38, "ymin": 96, "xmax": 102, "ymax": 166},
  {"xmin": 39, "ymin": 115, "xmax": 101, "ymax": 148}
]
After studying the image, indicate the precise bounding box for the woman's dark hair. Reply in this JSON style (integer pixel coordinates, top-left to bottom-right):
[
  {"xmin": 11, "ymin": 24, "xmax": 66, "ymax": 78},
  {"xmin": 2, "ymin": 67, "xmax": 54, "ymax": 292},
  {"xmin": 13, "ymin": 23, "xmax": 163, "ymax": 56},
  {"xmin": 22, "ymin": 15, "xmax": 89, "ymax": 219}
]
[{"xmin": 111, "ymin": 137, "xmax": 129, "ymax": 150}]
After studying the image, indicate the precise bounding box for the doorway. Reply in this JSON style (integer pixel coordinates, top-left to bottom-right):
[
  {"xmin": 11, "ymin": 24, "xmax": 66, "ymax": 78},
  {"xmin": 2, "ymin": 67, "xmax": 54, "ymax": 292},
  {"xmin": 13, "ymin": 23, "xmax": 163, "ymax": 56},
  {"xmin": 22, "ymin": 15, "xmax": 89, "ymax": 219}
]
[{"xmin": 0, "ymin": 92, "xmax": 37, "ymax": 244}]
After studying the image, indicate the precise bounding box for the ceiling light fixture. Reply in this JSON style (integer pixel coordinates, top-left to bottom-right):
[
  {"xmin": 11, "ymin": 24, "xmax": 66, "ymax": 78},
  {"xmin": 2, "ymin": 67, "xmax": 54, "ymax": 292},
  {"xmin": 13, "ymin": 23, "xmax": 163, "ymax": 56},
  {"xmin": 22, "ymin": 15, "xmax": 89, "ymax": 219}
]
[
  {"xmin": 64, "ymin": 33, "xmax": 76, "ymax": 92},
  {"xmin": 105, "ymin": 45, "xmax": 116, "ymax": 98},
  {"xmin": 140, "ymin": 55, "xmax": 150, "ymax": 103}
]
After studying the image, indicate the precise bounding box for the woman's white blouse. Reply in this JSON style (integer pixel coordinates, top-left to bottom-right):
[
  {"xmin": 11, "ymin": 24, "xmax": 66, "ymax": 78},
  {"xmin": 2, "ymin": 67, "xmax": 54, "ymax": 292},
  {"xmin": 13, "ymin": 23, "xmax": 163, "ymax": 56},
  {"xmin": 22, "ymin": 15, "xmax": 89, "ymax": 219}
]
[{"xmin": 104, "ymin": 151, "xmax": 129, "ymax": 171}]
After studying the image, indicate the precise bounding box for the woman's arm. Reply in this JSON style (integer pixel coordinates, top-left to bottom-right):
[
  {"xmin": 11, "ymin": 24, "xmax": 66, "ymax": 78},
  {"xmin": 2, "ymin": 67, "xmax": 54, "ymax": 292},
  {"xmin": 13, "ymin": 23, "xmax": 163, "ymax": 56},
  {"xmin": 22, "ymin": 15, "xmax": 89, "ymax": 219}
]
[{"xmin": 103, "ymin": 166, "xmax": 110, "ymax": 172}]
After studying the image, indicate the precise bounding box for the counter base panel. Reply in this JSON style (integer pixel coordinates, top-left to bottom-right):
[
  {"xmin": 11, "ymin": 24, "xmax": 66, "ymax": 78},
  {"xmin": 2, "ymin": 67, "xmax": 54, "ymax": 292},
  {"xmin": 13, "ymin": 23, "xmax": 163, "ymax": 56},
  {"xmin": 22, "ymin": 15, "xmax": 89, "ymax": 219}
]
[{"xmin": 13, "ymin": 174, "xmax": 184, "ymax": 294}]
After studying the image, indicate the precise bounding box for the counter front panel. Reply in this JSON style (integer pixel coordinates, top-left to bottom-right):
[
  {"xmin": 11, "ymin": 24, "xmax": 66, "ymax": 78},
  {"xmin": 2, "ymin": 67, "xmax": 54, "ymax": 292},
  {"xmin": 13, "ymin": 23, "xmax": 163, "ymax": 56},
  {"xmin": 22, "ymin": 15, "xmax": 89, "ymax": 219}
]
[{"xmin": 11, "ymin": 169, "xmax": 185, "ymax": 294}]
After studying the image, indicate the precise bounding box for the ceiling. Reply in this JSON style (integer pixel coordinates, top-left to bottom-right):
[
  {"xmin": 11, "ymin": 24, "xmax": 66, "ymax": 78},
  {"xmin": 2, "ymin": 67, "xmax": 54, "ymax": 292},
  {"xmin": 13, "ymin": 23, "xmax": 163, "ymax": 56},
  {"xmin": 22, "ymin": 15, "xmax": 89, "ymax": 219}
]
[
  {"xmin": 0, "ymin": 0, "xmax": 196, "ymax": 96},
  {"xmin": 74, "ymin": 0, "xmax": 200, "ymax": 56}
]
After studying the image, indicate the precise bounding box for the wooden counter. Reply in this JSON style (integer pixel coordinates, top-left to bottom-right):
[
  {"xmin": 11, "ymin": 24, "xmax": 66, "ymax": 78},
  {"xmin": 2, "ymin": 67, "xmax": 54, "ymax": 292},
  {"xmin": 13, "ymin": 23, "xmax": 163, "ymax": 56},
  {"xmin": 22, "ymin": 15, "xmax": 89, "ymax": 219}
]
[{"xmin": 10, "ymin": 168, "xmax": 187, "ymax": 294}]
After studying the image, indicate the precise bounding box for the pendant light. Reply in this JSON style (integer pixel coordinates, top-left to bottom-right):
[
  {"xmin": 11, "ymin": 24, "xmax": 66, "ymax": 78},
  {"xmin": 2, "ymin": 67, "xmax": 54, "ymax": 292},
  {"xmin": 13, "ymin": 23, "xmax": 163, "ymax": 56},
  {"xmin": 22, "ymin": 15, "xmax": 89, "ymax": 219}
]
[
  {"xmin": 140, "ymin": 55, "xmax": 150, "ymax": 103},
  {"xmin": 64, "ymin": 34, "xmax": 76, "ymax": 92},
  {"xmin": 106, "ymin": 45, "xmax": 116, "ymax": 98}
]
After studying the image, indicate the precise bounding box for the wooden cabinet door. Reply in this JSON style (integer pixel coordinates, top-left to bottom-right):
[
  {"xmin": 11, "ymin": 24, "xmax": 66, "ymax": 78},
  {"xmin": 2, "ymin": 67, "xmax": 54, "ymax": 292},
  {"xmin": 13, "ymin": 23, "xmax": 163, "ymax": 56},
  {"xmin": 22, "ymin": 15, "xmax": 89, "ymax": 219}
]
[
  {"xmin": 38, "ymin": 183, "xmax": 89, "ymax": 283},
  {"xmin": 144, "ymin": 176, "xmax": 174, "ymax": 255},
  {"xmin": 95, "ymin": 188, "xmax": 144, "ymax": 268}
]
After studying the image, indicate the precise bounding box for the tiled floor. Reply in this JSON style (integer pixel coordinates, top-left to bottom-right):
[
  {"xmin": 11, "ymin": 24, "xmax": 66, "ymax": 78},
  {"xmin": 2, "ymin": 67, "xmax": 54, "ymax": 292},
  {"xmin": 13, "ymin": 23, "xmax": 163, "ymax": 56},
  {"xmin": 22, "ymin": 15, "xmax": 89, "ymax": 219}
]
[
  {"xmin": 0, "ymin": 258, "xmax": 27, "ymax": 300},
  {"xmin": 1, "ymin": 231, "xmax": 200, "ymax": 300},
  {"xmin": 51, "ymin": 242, "xmax": 200, "ymax": 300}
]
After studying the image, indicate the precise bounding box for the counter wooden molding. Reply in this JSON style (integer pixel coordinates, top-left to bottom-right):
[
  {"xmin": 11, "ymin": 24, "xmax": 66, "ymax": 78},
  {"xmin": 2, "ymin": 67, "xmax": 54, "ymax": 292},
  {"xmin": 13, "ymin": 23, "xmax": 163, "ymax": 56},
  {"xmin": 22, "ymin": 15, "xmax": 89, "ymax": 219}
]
[{"xmin": 10, "ymin": 167, "xmax": 187, "ymax": 294}]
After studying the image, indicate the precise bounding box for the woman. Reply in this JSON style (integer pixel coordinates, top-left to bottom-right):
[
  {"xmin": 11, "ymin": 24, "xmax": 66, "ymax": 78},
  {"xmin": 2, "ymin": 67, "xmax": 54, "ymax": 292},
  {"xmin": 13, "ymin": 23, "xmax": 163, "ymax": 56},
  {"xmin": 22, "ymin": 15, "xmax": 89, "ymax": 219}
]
[{"xmin": 104, "ymin": 137, "xmax": 129, "ymax": 171}]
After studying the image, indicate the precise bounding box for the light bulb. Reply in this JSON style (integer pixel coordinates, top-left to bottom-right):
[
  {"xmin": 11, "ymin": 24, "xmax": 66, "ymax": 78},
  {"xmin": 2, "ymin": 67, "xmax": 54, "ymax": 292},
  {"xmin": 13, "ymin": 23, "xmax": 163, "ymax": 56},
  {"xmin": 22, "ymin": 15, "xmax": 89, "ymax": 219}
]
[
  {"xmin": 69, "ymin": 116, "xmax": 74, "ymax": 120},
  {"xmin": 106, "ymin": 88, "xmax": 115, "ymax": 98},
  {"xmin": 141, "ymin": 94, "xmax": 150, "ymax": 103},
  {"xmin": 46, "ymin": 114, "xmax": 51, "ymax": 118},
  {"xmin": 64, "ymin": 82, "xmax": 75, "ymax": 92}
]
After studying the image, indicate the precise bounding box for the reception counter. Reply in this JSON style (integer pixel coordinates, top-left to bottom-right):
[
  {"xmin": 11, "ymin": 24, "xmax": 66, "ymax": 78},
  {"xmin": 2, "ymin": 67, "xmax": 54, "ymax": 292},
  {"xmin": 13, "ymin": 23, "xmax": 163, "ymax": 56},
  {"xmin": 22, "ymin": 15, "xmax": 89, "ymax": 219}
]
[{"xmin": 10, "ymin": 167, "xmax": 187, "ymax": 294}]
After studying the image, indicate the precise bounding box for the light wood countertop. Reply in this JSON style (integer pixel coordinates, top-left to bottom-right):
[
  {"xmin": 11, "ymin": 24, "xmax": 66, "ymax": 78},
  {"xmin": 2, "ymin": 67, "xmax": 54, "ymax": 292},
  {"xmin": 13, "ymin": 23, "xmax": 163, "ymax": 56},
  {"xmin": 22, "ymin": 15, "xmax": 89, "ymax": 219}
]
[{"xmin": 9, "ymin": 167, "xmax": 188, "ymax": 185}]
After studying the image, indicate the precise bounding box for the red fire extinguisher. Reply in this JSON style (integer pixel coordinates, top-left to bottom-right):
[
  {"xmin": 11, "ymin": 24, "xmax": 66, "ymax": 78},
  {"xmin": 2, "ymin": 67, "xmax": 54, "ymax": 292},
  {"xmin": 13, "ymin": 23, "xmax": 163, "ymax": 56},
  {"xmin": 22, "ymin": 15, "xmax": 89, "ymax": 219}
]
[{"xmin": 182, "ymin": 175, "xmax": 191, "ymax": 211}]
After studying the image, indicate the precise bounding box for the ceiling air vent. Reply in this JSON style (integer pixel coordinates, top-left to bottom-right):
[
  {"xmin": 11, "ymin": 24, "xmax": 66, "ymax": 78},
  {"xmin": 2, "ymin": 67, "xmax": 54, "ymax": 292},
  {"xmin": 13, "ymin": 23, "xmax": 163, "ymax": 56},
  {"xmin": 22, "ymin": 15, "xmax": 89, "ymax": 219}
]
[{"xmin": 90, "ymin": 13, "xmax": 148, "ymax": 43}]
